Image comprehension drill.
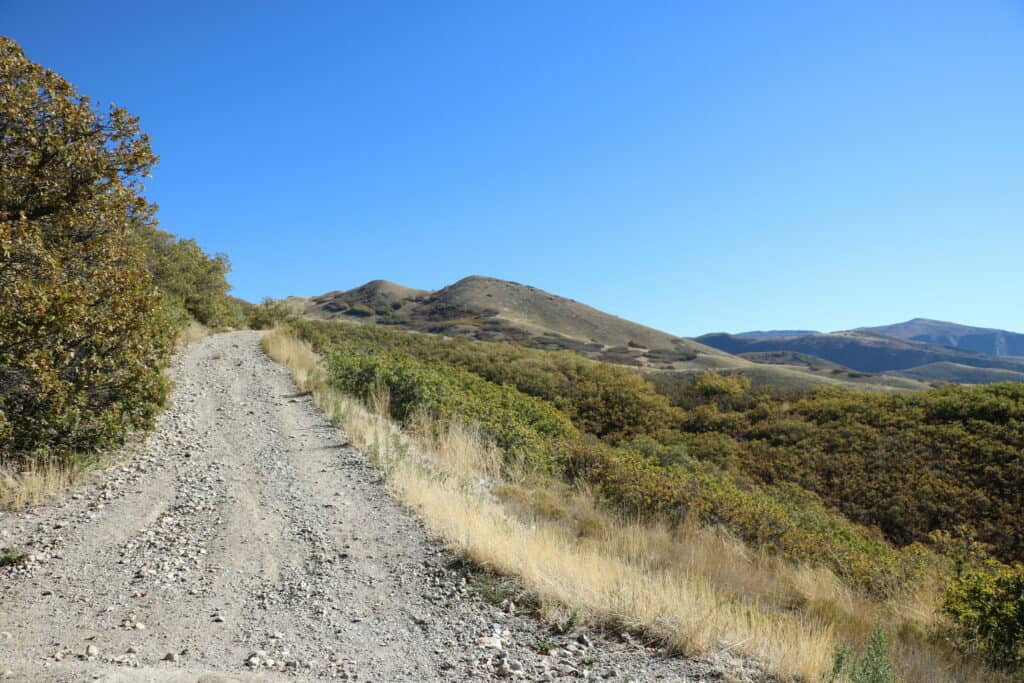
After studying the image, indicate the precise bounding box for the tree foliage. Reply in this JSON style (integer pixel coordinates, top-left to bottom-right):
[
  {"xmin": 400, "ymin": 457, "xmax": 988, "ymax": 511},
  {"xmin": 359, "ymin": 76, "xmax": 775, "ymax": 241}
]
[
  {"xmin": 943, "ymin": 562, "xmax": 1024, "ymax": 671},
  {"xmin": 134, "ymin": 223, "xmax": 245, "ymax": 328},
  {"xmin": 658, "ymin": 374, "xmax": 1024, "ymax": 565},
  {"xmin": 0, "ymin": 37, "xmax": 175, "ymax": 462}
]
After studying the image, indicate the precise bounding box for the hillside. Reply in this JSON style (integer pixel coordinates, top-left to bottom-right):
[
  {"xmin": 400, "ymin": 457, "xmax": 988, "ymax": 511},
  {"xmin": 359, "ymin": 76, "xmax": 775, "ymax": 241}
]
[
  {"xmin": 281, "ymin": 318, "xmax": 1024, "ymax": 680},
  {"xmin": 698, "ymin": 330, "xmax": 1024, "ymax": 378},
  {"xmin": 288, "ymin": 277, "xmax": 946, "ymax": 391},
  {"xmin": 859, "ymin": 318, "xmax": 1024, "ymax": 357},
  {"xmin": 735, "ymin": 329, "xmax": 820, "ymax": 340},
  {"xmin": 291, "ymin": 275, "xmax": 745, "ymax": 372},
  {"xmin": 893, "ymin": 361, "xmax": 1024, "ymax": 384}
]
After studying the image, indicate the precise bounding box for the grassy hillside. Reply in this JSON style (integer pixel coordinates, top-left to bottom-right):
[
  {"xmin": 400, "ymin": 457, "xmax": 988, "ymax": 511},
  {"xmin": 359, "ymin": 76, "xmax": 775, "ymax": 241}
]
[
  {"xmin": 293, "ymin": 275, "xmax": 747, "ymax": 370},
  {"xmin": 894, "ymin": 361, "xmax": 1024, "ymax": 384},
  {"xmin": 288, "ymin": 277, "xmax": 947, "ymax": 392},
  {"xmin": 285, "ymin": 279, "xmax": 430, "ymax": 320},
  {"xmin": 284, "ymin": 318, "xmax": 1024, "ymax": 680},
  {"xmin": 736, "ymin": 329, "xmax": 820, "ymax": 339},
  {"xmin": 703, "ymin": 364, "xmax": 932, "ymax": 392}
]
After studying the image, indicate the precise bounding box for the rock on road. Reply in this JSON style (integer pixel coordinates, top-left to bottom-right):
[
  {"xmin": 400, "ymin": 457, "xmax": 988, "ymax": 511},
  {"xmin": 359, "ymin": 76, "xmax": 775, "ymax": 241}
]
[{"xmin": 0, "ymin": 331, "xmax": 755, "ymax": 682}]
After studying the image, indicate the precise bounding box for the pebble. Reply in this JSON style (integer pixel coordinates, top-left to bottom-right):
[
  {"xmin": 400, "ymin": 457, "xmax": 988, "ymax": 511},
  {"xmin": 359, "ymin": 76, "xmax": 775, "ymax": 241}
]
[{"xmin": 477, "ymin": 635, "xmax": 504, "ymax": 650}]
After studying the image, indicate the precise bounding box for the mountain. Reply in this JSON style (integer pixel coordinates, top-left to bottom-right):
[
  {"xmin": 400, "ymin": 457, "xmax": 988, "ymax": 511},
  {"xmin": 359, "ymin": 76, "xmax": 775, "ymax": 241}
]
[
  {"xmin": 289, "ymin": 278, "xmax": 1023, "ymax": 388},
  {"xmin": 857, "ymin": 318, "xmax": 1024, "ymax": 357},
  {"xmin": 289, "ymin": 277, "xmax": 943, "ymax": 391},
  {"xmin": 697, "ymin": 330, "xmax": 1024, "ymax": 378},
  {"xmin": 286, "ymin": 279, "xmax": 430, "ymax": 319},
  {"xmin": 735, "ymin": 330, "xmax": 820, "ymax": 340},
  {"xmin": 289, "ymin": 276, "xmax": 746, "ymax": 371}
]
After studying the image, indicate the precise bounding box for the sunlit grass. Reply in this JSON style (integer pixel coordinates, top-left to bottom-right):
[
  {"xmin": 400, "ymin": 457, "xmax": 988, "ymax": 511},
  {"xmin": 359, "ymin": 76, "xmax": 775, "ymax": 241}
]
[{"xmin": 263, "ymin": 326, "xmax": 1008, "ymax": 683}]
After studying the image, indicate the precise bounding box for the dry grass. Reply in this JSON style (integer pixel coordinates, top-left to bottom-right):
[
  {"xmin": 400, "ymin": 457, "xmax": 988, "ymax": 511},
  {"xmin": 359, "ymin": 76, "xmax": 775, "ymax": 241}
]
[
  {"xmin": 262, "ymin": 328, "xmax": 833, "ymax": 679},
  {"xmin": 176, "ymin": 319, "xmax": 212, "ymax": 347},
  {"xmin": 262, "ymin": 327, "xmax": 1007, "ymax": 683},
  {"xmin": 0, "ymin": 457, "xmax": 90, "ymax": 510}
]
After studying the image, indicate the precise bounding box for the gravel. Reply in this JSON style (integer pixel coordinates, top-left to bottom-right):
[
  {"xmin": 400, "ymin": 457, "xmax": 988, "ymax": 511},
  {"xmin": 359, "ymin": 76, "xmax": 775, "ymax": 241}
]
[{"xmin": 0, "ymin": 331, "xmax": 773, "ymax": 682}]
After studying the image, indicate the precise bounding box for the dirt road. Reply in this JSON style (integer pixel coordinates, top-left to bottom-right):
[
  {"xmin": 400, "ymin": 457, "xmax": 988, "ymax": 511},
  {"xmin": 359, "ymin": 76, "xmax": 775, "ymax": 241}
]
[{"xmin": 0, "ymin": 332, "xmax": 749, "ymax": 682}]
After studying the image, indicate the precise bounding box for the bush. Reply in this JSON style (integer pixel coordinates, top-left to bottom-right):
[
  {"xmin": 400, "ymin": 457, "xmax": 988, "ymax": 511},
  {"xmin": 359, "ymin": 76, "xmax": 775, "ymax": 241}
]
[
  {"xmin": 135, "ymin": 225, "xmax": 245, "ymax": 328},
  {"xmin": 829, "ymin": 629, "xmax": 900, "ymax": 683},
  {"xmin": 346, "ymin": 303, "xmax": 375, "ymax": 317},
  {"xmin": 942, "ymin": 562, "xmax": 1024, "ymax": 671},
  {"xmin": 325, "ymin": 349, "xmax": 576, "ymax": 471},
  {"xmin": 248, "ymin": 298, "xmax": 295, "ymax": 330},
  {"xmin": 293, "ymin": 319, "xmax": 930, "ymax": 595},
  {"xmin": 291, "ymin": 319, "xmax": 678, "ymax": 443},
  {"xmin": 0, "ymin": 37, "xmax": 173, "ymax": 463}
]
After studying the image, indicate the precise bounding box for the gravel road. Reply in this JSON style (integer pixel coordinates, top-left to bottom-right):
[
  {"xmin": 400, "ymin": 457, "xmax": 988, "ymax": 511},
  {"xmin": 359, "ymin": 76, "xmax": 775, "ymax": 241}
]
[{"xmin": 0, "ymin": 331, "xmax": 766, "ymax": 682}]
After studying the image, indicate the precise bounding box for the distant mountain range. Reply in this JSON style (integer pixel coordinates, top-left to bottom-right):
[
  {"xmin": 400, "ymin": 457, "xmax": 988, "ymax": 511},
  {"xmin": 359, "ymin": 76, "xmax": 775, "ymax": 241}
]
[
  {"xmin": 701, "ymin": 318, "xmax": 1024, "ymax": 383},
  {"xmin": 856, "ymin": 318, "xmax": 1024, "ymax": 357},
  {"xmin": 285, "ymin": 277, "xmax": 1024, "ymax": 388},
  {"xmin": 735, "ymin": 330, "xmax": 820, "ymax": 340}
]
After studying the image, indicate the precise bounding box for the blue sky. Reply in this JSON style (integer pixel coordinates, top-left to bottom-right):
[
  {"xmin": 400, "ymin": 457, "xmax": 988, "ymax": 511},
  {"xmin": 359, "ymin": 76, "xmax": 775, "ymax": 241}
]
[{"xmin": 4, "ymin": 1, "xmax": 1023, "ymax": 336}]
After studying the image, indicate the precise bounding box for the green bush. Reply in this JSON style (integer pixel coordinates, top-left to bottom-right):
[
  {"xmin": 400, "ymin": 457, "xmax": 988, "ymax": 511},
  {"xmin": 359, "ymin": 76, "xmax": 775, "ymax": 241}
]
[
  {"xmin": 0, "ymin": 37, "xmax": 173, "ymax": 463},
  {"xmin": 942, "ymin": 562, "xmax": 1024, "ymax": 671},
  {"xmin": 294, "ymin": 318, "xmax": 925, "ymax": 595},
  {"xmin": 247, "ymin": 298, "xmax": 295, "ymax": 330},
  {"xmin": 135, "ymin": 225, "xmax": 245, "ymax": 328},
  {"xmin": 648, "ymin": 372, "xmax": 1024, "ymax": 566},
  {"xmin": 566, "ymin": 437, "xmax": 915, "ymax": 595},
  {"xmin": 346, "ymin": 303, "xmax": 375, "ymax": 317},
  {"xmin": 326, "ymin": 348, "xmax": 576, "ymax": 471},
  {"xmin": 292, "ymin": 319, "xmax": 677, "ymax": 443},
  {"xmin": 829, "ymin": 629, "xmax": 900, "ymax": 683}
]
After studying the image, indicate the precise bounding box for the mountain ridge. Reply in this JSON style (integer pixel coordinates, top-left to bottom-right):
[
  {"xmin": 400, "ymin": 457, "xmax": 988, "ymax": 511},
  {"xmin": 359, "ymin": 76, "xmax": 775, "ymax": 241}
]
[
  {"xmin": 856, "ymin": 318, "xmax": 1024, "ymax": 357},
  {"xmin": 283, "ymin": 276, "xmax": 1022, "ymax": 387}
]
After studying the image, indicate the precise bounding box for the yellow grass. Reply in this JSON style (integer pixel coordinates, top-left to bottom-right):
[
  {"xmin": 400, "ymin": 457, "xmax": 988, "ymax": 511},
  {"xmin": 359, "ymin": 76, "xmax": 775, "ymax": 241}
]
[
  {"xmin": 262, "ymin": 327, "xmax": 1007, "ymax": 683},
  {"xmin": 0, "ymin": 457, "xmax": 90, "ymax": 510},
  {"xmin": 176, "ymin": 319, "xmax": 212, "ymax": 347}
]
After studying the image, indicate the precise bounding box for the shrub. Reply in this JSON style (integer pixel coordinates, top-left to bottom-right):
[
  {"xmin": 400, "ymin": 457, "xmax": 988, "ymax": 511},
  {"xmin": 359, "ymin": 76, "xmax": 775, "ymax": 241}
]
[
  {"xmin": 942, "ymin": 562, "xmax": 1024, "ymax": 671},
  {"xmin": 248, "ymin": 298, "xmax": 295, "ymax": 329},
  {"xmin": 0, "ymin": 37, "xmax": 172, "ymax": 463},
  {"xmin": 293, "ymin": 319, "xmax": 929, "ymax": 595},
  {"xmin": 829, "ymin": 629, "xmax": 900, "ymax": 683},
  {"xmin": 346, "ymin": 303, "xmax": 375, "ymax": 317},
  {"xmin": 135, "ymin": 225, "xmax": 245, "ymax": 328},
  {"xmin": 325, "ymin": 349, "xmax": 576, "ymax": 471}
]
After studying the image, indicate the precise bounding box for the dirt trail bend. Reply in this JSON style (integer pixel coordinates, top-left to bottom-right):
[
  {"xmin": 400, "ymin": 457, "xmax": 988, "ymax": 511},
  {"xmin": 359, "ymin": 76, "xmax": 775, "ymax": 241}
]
[{"xmin": 0, "ymin": 331, "xmax": 743, "ymax": 682}]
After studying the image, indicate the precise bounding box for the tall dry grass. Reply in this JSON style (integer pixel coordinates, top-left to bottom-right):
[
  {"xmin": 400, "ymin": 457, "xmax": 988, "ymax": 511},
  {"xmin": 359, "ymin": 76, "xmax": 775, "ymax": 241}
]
[
  {"xmin": 0, "ymin": 457, "xmax": 90, "ymax": 510},
  {"xmin": 176, "ymin": 319, "xmax": 212, "ymax": 347},
  {"xmin": 262, "ymin": 327, "xmax": 1006, "ymax": 683}
]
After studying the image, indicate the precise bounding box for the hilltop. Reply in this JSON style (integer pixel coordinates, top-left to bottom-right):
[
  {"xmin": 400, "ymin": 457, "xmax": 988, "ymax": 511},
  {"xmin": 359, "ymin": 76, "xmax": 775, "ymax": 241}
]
[
  {"xmin": 858, "ymin": 318, "xmax": 1024, "ymax": 357},
  {"xmin": 288, "ymin": 275, "xmax": 743, "ymax": 372},
  {"xmin": 289, "ymin": 277, "xmax": 1024, "ymax": 389}
]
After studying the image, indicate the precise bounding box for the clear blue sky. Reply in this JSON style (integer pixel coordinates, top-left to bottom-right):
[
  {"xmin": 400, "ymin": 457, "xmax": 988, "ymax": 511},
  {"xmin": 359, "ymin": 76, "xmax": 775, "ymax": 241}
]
[{"xmin": 4, "ymin": 1, "xmax": 1023, "ymax": 336}]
